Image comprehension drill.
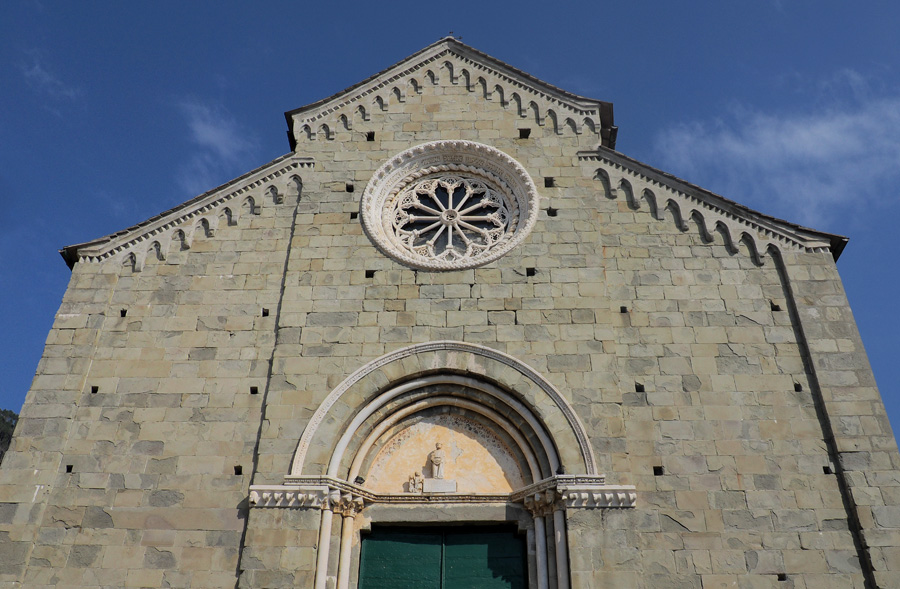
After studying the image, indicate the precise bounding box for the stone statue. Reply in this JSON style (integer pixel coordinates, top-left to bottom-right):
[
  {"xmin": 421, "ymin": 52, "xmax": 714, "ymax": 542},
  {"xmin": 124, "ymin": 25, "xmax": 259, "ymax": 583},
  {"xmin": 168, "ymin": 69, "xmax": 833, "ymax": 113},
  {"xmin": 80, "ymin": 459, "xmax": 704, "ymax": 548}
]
[
  {"xmin": 429, "ymin": 442, "xmax": 445, "ymax": 479},
  {"xmin": 408, "ymin": 471, "xmax": 424, "ymax": 493}
]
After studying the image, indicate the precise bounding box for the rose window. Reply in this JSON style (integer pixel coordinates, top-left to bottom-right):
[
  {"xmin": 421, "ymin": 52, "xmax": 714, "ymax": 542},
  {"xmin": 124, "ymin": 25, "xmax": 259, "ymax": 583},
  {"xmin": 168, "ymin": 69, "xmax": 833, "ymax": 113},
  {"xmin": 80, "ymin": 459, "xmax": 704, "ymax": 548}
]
[
  {"xmin": 362, "ymin": 141, "xmax": 540, "ymax": 271},
  {"xmin": 392, "ymin": 176, "xmax": 511, "ymax": 263}
]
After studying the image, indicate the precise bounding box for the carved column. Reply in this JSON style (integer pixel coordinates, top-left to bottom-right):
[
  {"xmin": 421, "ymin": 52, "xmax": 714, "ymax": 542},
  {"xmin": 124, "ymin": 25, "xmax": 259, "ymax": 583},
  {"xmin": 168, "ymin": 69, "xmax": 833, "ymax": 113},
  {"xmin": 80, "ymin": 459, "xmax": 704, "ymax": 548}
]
[
  {"xmin": 524, "ymin": 491, "xmax": 556, "ymax": 589},
  {"xmin": 335, "ymin": 492, "xmax": 366, "ymax": 589},
  {"xmin": 314, "ymin": 490, "xmax": 340, "ymax": 589},
  {"xmin": 552, "ymin": 506, "xmax": 569, "ymax": 589}
]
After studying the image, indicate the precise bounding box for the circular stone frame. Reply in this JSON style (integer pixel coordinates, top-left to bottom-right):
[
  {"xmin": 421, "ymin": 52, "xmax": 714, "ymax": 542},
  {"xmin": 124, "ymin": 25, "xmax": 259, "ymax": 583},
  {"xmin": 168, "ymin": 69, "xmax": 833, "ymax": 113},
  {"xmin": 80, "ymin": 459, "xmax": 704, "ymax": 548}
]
[{"xmin": 361, "ymin": 140, "xmax": 541, "ymax": 271}]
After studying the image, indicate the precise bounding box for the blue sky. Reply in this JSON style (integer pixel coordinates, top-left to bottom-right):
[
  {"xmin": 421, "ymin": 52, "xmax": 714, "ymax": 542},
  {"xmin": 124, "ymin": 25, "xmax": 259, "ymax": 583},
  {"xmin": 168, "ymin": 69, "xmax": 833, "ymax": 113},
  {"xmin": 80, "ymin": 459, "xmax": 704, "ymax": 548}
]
[{"xmin": 2, "ymin": 2, "xmax": 899, "ymax": 432}]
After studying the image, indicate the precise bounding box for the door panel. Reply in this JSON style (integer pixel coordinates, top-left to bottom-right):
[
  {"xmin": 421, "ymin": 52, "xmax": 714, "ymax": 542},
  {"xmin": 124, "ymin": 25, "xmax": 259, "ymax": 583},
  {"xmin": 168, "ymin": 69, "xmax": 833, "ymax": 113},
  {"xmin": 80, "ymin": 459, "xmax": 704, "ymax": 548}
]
[
  {"xmin": 444, "ymin": 530, "xmax": 526, "ymax": 589},
  {"xmin": 358, "ymin": 530, "xmax": 442, "ymax": 589},
  {"xmin": 359, "ymin": 527, "xmax": 525, "ymax": 589}
]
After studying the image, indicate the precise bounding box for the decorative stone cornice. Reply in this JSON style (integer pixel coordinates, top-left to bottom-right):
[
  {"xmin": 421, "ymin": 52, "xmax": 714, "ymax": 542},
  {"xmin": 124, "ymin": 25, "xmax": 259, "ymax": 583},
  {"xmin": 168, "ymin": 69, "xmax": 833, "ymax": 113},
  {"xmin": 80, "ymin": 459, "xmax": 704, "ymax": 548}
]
[
  {"xmin": 59, "ymin": 155, "xmax": 314, "ymax": 269},
  {"xmin": 579, "ymin": 147, "xmax": 848, "ymax": 262},
  {"xmin": 513, "ymin": 475, "xmax": 637, "ymax": 510},
  {"xmin": 285, "ymin": 37, "xmax": 616, "ymax": 148},
  {"xmin": 251, "ymin": 474, "xmax": 636, "ymax": 512}
]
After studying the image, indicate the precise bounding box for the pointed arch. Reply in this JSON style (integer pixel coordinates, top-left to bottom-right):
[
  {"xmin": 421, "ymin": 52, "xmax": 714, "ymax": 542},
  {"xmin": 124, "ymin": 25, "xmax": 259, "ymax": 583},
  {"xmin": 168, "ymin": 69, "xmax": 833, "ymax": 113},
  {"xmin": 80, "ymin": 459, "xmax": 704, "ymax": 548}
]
[
  {"xmin": 641, "ymin": 188, "xmax": 662, "ymax": 219},
  {"xmin": 546, "ymin": 109, "xmax": 559, "ymax": 134},
  {"xmin": 690, "ymin": 210, "xmax": 713, "ymax": 243},
  {"xmin": 390, "ymin": 86, "xmax": 403, "ymax": 103},
  {"xmin": 476, "ymin": 76, "xmax": 491, "ymax": 99},
  {"xmin": 242, "ymin": 196, "xmax": 257, "ymax": 217},
  {"xmin": 288, "ymin": 175, "xmax": 303, "ymax": 203},
  {"xmin": 355, "ymin": 104, "xmax": 369, "ymax": 122},
  {"xmin": 618, "ymin": 178, "xmax": 637, "ymax": 209},
  {"xmin": 374, "ymin": 95, "xmax": 386, "ymax": 111},
  {"xmin": 441, "ymin": 60, "xmax": 455, "ymax": 84},
  {"xmin": 146, "ymin": 241, "xmax": 164, "ymax": 263},
  {"xmin": 493, "ymin": 84, "xmax": 506, "ymax": 106},
  {"xmin": 564, "ymin": 117, "xmax": 580, "ymax": 135},
  {"xmin": 299, "ymin": 124, "xmax": 313, "ymax": 140},
  {"xmin": 665, "ymin": 199, "xmax": 689, "ymax": 231},
  {"xmin": 740, "ymin": 232, "xmax": 765, "ymax": 265},
  {"xmin": 408, "ymin": 77, "xmax": 421, "ymax": 95},
  {"xmin": 196, "ymin": 217, "xmax": 213, "ymax": 239},
  {"xmin": 317, "ymin": 123, "xmax": 332, "ymax": 140},
  {"xmin": 267, "ymin": 185, "xmax": 283, "ymax": 205},
  {"xmin": 511, "ymin": 92, "xmax": 524, "ymax": 117},
  {"xmin": 715, "ymin": 221, "xmax": 739, "ymax": 254},
  {"xmin": 219, "ymin": 207, "xmax": 235, "ymax": 227},
  {"xmin": 583, "ymin": 117, "xmax": 597, "ymax": 134},
  {"xmin": 338, "ymin": 113, "xmax": 351, "ymax": 131},
  {"xmin": 460, "ymin": 68, "xmax": 471, "ymax": 91},
  {"xmin": 528, "ymin": 100, "xmax": 543, "ymax": 125},
  {"xmin": 595, "ymin": 168, "xmax": 613, "ymax": 199},
  {"xmin": 122, "ymin": 252, "xmax": 139, "ymax": 273},
  {"xmin": 425, "ymin": 69, "xmax": 437, "ymax": 85}
]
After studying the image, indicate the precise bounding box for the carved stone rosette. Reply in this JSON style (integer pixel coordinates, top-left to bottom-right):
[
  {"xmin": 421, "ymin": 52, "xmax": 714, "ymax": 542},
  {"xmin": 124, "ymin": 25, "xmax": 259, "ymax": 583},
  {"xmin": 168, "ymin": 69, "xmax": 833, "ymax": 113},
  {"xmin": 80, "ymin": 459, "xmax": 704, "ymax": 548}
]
[{"xmin": 361, "ymin": 141, "xmax": 540, "ymax": 271}]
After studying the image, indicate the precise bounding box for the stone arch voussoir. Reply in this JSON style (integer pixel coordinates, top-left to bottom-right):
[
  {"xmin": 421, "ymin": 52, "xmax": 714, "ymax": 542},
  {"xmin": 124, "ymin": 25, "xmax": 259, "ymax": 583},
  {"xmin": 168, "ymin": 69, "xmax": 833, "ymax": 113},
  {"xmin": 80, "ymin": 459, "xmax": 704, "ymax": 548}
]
[{"xmin": 291, "ymin": 341, "xmax": 597, "ymax": 479}]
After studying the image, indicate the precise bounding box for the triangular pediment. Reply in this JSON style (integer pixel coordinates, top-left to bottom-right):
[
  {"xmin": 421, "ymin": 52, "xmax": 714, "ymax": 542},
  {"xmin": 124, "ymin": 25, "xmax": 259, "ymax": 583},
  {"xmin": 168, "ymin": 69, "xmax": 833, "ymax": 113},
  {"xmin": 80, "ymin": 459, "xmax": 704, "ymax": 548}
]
[{"xmin": 284, "ymin": 37, "xmax": 617, "ymax": 149}]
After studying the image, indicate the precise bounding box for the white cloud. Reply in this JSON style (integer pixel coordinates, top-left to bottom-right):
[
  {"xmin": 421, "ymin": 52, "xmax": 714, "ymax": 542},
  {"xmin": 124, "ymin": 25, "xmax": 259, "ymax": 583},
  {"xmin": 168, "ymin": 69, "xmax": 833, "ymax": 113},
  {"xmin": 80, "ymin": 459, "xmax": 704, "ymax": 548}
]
[
  {"xmin": 19, "ymin": 56, "xmax": 82, "ymax": 101},
  {"xmin": 176, "ymin": 100, "xmax": 258, "ymax": 196},
  {"xmin": 652, "ymin": 73, "xmax": 900, "ymax": 230}
]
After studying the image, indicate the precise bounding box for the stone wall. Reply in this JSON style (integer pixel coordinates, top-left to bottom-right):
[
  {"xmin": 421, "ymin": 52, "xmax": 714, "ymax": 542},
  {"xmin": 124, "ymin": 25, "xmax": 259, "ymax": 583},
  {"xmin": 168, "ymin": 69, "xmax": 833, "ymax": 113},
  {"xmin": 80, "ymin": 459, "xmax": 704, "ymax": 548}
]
[{"xmin": 1, "ymin": 43, "xmax": 897, "ymax": 588}]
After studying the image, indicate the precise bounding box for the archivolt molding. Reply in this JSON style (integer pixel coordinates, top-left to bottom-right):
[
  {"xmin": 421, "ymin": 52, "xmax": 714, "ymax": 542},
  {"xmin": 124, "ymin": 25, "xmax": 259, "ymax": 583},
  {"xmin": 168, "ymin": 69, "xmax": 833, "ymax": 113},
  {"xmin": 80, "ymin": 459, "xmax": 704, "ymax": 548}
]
[
  {"xmin": 288, "ymin": 39, "xmax": 614, "ymax": 145},
  {"xmin": 581, "ymin": 149, "xmax": 840, "ymax": 262},
  {"xmin": 290, "ymin": 341, "xmax": 598, "ymax": 478},
  {"xmin": 61, "ymin": 156, "xmax": 314, "ymax": 269}
]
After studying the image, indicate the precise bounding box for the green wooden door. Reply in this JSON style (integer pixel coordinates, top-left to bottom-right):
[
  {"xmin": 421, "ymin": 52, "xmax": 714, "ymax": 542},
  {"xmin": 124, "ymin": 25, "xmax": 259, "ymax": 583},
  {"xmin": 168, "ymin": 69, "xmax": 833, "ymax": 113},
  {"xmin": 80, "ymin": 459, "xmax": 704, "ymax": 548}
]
[{"xmin": 359, "ymin": 527, "xmax": 525, "ymax": 589}]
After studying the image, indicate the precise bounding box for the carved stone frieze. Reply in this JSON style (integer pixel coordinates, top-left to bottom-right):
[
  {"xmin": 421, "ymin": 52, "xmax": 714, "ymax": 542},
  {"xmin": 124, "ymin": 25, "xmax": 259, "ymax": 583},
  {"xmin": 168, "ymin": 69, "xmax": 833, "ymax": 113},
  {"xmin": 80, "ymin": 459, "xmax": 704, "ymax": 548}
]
[{"xmin": 251, "ymin": 474, "xmax": 636, "ymax": 512}]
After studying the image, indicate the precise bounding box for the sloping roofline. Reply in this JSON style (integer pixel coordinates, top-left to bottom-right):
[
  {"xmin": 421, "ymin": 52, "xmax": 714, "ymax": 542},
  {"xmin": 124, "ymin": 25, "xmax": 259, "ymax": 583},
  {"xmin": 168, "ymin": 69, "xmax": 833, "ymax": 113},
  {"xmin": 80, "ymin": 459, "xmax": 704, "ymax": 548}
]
[
  {"xmin": 283, "ymin": 36, "xmax": 617, "ymax": 150},
  {"xmin": 59, "ymin": 39, "xmax": 848, "ymax": 267}
]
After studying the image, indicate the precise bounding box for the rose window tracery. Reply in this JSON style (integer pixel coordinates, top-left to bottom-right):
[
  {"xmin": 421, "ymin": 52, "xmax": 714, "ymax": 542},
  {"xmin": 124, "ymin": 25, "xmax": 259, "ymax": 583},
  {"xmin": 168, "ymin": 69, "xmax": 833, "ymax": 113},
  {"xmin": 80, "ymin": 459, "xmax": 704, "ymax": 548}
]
[
  {"xmin": 392, "ymin": 176, "xmax": 511, "ymax": 263},
  {"xmin": 361, "ymin": 141, "xmax": 540, "ymax": 271}
]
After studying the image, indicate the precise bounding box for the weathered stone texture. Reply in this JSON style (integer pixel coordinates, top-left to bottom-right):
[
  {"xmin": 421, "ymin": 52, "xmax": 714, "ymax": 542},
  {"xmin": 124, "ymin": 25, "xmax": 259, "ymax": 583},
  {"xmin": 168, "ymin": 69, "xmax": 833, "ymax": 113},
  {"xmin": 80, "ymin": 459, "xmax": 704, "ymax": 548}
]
[{"xmin": 1, "ymin": 38, "xmax": 897, "ymax": 587}]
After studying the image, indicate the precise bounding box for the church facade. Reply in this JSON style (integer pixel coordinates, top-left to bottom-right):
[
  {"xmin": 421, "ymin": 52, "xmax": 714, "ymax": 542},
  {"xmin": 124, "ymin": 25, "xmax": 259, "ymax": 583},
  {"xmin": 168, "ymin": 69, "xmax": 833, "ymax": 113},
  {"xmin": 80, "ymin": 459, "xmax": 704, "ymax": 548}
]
[{"xmin": 1, "ymin": 38, "xmax": 898, "ymax": 588}]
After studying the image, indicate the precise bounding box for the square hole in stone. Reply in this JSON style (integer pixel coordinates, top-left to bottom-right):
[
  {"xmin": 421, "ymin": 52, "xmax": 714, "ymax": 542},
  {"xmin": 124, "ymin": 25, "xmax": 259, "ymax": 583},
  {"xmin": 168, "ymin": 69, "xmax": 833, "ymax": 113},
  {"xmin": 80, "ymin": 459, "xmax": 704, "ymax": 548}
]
[
  {"xmin": 546, "ymin": 207, "xmax": 558, "ymax": 217},
  {"xmin": 777, "ymin": 573, "xmax": 788, "ymax": 582},
  {"xmin": 365, "ymin": 270, "xmax": 376, "ymax": 278},
  {"xmin": 653, "ymin": 466, "xmax": 664, "ymax": 476},
  {"xmin": 794, "ymin": 383, "xmax": 803, "ymax": 392},
  {"xmin": 234, "ymin": 465, "xmax": 243, "ymax": 476},
  {"xmin": 770, "ymin": 300, "xmax": 782, "ymax": 312},
  {"xmin": 620, "ymin": 306, "xmax": 628, "ymax": 313},
  {"xmin": 519, "ymin": 128, "xmax": 531, "ymax": 139},
  {"xmin": 120, "ymin": 309, "xmax": 127, "ymax": 317},
  {"xmin": 346, "ymin": 182, "xmax": 354, "ymax": 193},
  {"xmin": 635, "ymin": 383, "xmax": 645, "ymax": 393},
  {"xmin": 250, "ymin": 386, "xmax": 259, "ymax": 395},
  {"xmin": 66, "ymin": 464, "xmax": 73, "ymax": 473},
  {"xmin": 350, "ymin": 211, "xmax": 358, "ymax": 220},
  {"xmin": 544, "ymin": 177, "xmax": 555, "ymax": 188},
  {"xmin": 91, "ymin": 386, "xmax": 99, "ymax": 394},
  {"xmin": 262, "ymin": 308, "xmax": 269, "ymax": 317},
  {"xmin": 525, "ymin": 267, "xmax": 536, "ymax": 277}
]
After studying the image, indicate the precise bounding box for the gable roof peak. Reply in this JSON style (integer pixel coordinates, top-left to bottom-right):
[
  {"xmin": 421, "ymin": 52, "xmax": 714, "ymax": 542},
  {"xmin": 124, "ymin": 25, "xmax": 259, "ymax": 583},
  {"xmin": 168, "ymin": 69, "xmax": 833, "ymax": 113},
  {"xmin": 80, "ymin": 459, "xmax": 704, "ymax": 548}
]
[{"xmin": 284, "ymin": 38, "xmax": 617, "ymax": 150}]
